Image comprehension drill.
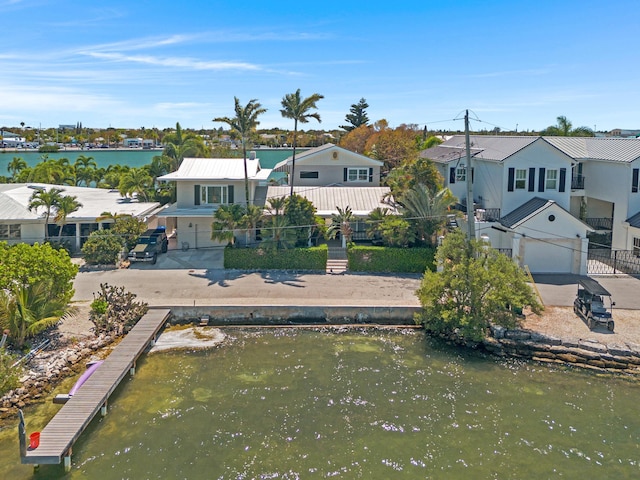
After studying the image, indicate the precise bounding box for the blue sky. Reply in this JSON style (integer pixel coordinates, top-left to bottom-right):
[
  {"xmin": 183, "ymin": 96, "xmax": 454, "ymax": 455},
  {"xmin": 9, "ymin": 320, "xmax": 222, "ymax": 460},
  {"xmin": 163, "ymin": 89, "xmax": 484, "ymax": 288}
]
[{"xmin": 1, "ymin": 0, "xmax": 637, "ymax": 133}]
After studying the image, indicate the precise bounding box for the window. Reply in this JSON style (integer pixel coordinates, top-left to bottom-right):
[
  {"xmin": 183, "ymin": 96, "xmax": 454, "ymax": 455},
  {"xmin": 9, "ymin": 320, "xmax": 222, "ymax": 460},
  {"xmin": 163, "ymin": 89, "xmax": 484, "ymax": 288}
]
[
  {"xmin": 300, "ymin": 171, "xmax": 319, "ymax": 179},
  {"xmin": 456, "ymin": 167, "xmax": 466, "ymax": 182},
  {"xmin": 201, "ymin": 185, "xmax": 228, "ymax": 205},
  {"xmin": 634, "ymin": 237, "xmax": 640, "ymax": 257},
  {"xmin": 515, "ymin": 169, "xmax": 527, "ymax": 189},
  {"xmin": 0, "ymin": 224, "xmax": 21, "ymax": 240},
  {"xmin": 347, "ymin": 168, "xmax": 369, "ymax": 182},
  {"xmin": 545, "ymin": 169, "xmax": 558, "ymax": 190}
]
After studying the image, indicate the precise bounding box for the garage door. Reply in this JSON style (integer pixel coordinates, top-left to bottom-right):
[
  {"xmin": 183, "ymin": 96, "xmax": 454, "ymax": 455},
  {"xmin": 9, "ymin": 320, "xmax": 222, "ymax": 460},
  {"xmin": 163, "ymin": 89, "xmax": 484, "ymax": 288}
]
[{"xmin": 522, "ymin": 239, "xmax": 573, "ymax": 273}]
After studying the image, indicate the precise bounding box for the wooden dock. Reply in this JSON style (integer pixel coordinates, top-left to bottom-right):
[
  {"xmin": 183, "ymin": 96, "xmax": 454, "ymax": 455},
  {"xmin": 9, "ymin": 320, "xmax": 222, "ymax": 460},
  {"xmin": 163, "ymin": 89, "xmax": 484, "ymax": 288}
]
[{"xmin": 20, "ymin": 308, "xmax": 170, "ymax": 470}]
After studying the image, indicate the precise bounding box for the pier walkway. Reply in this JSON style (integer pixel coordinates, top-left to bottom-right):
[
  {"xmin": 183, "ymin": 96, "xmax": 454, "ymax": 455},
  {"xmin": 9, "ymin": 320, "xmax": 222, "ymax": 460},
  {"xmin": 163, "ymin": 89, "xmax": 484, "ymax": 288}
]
[{"xmin": 20, "ymin": 308, "xmax": 170, "ymax": 470}]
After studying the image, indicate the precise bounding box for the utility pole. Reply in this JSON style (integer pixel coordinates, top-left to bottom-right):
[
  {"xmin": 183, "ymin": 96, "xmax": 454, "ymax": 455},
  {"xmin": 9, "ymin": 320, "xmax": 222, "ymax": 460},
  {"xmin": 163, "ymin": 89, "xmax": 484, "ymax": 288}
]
[{"xmin": 465, "ymin": 110, "xmax": 475, "ymax": 241}]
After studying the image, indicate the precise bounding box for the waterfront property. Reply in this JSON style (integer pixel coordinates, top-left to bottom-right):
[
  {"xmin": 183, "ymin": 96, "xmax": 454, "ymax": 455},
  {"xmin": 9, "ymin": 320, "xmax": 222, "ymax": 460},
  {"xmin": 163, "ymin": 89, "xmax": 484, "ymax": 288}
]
[
  {"xmin": 421, "ymin": 136, "xmax": 640, "ymax": 274},
  {"xmin": 0, "ymin": 183, "xmax": 164, "ymax": 251}
]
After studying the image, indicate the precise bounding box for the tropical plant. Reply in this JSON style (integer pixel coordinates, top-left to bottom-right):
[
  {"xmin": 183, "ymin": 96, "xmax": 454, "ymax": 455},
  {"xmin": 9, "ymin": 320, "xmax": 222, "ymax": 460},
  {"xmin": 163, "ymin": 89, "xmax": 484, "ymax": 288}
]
[
  {"xmin": 0, "ymin": 348, "xmax": 21, "ymax": 396},
  {"xmin": 28, "ymin": 186, "xmax": 64, "ymax": 240},
  {"xmin": 261, "ymin": 215, "xmax": 297, "ymax": 251},
  {"xmin": 118, "ymin": 168, "xmax": 153, "ymax": 201},
  {"xmin": 74, "ymin": 155, "xmax": 97, "ymax": 186},
  {"xmin": 81, "ymin": 230, "xmax": 125, "ymax": 265},
  {"xmin": 365, "ymin": 207, "xmax": 390, "ymax": 243},
  {"xmin": 7, "ymin": 157, "xmax": 27, "ymax": 180},
  {"xmin": 398, "ymin": 185, "xmax": 457, "ymax": 246},
  {"xmin": 340, "ymin": 98, "xmax": 370, "ymax": 132},
  {"xmin": 327, "ymin": 206, "xmax": 354, "ymax": 248},
  {"xmin": 280, "ymin": 89, "xmax": 324, "ymax": 196},
  {"xmin": 284, "ymin": 193, "xmax": 318, "ymax": 247},
  {"xmin": 415, "ymin": 230, "xmax": 543, "ymax": 342},
  {"xmin": 111, "ymin": 216, "xmax": 148, "ymax": 251},
  {"xmin": 54, "ymin": 195, "xmax": 82, "ymax": 240},
  {"xmin": 163, "ymin": 123, "xmax": 207, "ymax": 171},
  {"xmin": 240, "ymin": 204, "xmax": 264, "ymax": 245},
  {"xmin": 89, "ymin": 283, "xmax": 148, "ymax": 336},
  {"xmin": 385, "ymin": 156, "xmax": 444, "ymax": 200},
  {"xmin": 213, "ymin": 97, "xmax": 267, "ymax": 205},
  {"xmin": 211, "ymin": 204, "xmax": 245, "ymax": 246},
  {"xmin": 0, "ymin": 281, "xmax": 75, "ymax": 348},
  {"xmin": 377, "ymin": 216, "xmax": 415, "ymax": 247},
  {"xmin": 540, "ymin": 116, "xmax": 594, "ymax": 137}
]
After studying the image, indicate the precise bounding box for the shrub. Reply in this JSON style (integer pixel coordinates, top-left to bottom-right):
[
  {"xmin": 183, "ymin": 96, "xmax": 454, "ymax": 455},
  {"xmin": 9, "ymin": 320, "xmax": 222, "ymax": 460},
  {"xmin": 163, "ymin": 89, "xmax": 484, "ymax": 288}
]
[
  {"xmin": 348, "ymin": 246, "xmax": 435, "ymax": 273},
  {"xmin": 224, "ymin": 245, "xmax": 327, "ymax": 270},
  {"xmin": 89, "ymin": 283, "xmax": 149, "ymax": 336},
  {"xmin": 0, "ymin": 349, "xmax": 21, "ymax": 396},
  {"xmin": 82, "ymin": 230, "xmax": 124, "ymax": 265}
]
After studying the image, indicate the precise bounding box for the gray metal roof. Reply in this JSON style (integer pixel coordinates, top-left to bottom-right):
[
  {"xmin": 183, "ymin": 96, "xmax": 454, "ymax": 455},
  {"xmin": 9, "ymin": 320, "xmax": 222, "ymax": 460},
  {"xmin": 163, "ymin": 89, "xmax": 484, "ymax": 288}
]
[
  {"xmin": 264, "ymin": 186, "xmax": 396, "ymax": 216},
  {"xmin": 499, "ymin": 197, "xmax": 552, "ymax": 228},
  {"xmin": 273, "ymin": 144, "xmax": 383, "ymax": 172},
  {"xmin": 421, "ymin": 135, "xmax": 539, "ymax": 163},
  {"xmin": 543, "ymin": 137, "xmax": 640, "ymax": 163},
  {"xmin": 626, "ymin": 211, "xmax": 640, "ymax": 228},
  {"xmin": 158, "ymin": 157, "xmax": 266, "ymax": 181}
]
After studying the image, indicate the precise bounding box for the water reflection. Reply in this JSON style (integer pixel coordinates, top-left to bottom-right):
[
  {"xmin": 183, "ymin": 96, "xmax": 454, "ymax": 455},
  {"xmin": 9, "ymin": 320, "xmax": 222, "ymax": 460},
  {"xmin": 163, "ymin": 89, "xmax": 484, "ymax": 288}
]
[{"xmin": 1, "ymin": 328, "xmax": 640, "ymax": 479}]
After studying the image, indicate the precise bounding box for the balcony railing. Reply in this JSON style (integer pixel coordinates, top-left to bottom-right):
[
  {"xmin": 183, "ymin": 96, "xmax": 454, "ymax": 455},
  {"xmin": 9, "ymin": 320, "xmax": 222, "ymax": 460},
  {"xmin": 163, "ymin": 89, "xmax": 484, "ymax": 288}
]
[
  {"xmin": 475, "ymin": 208, "xmax": 501, "ymax": 222},
  {"xmin": 585, "ymin": 217, "xmax": 613, "ymax": 230},
  {"xmin": 571, "ymin": 174, "xmax": 585, "ymax": 190}
]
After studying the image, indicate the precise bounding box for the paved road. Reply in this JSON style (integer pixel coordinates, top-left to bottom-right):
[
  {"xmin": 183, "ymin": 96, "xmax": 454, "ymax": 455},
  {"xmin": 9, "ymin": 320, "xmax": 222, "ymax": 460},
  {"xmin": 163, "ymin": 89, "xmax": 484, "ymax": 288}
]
[{"xmin": 72, "ymin": 255, "xmax": 640, "ymax": 310}]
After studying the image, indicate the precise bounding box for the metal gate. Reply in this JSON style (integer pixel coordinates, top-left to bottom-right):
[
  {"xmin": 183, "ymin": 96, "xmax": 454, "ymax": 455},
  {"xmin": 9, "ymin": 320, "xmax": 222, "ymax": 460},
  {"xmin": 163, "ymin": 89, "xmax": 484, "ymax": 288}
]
[{"xmin": 588, "ymin": 248, "xmax": 640, "ymax": 275}]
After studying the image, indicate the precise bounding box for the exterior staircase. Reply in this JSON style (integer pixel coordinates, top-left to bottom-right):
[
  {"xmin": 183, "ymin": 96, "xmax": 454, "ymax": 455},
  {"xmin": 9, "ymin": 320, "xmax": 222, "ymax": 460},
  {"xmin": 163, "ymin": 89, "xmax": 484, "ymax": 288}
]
[{"xmin": 326, "ymin": 246, "xmax": 348, "ymax": 274}]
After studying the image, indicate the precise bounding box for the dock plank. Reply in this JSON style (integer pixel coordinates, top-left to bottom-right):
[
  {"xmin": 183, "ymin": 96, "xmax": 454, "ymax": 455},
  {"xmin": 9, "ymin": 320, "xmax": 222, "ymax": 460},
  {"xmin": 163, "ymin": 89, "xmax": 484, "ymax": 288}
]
[{"xmin": 22, "ymin": 309, "xmax": 170, "ymax": 465}]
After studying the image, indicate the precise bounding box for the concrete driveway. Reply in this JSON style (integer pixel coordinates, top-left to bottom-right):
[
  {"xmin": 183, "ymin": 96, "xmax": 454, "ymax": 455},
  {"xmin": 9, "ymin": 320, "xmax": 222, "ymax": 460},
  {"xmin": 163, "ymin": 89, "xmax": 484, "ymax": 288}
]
[
  {"xmin": 127, "ymin": 246, "xmax": 225, "ymax": 270},
  {"xmin": 532, "ymin": 274, "xmax": 640, "ymax": 310}
]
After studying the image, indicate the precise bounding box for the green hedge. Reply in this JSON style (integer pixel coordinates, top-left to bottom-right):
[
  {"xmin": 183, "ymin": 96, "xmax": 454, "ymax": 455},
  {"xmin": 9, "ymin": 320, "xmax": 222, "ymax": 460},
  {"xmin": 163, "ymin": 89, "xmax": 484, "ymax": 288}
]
[
  {"xmin": 348, "ymin": 246, "xmax": 435, "ymax": 273},
  {"xmin": 224, "ymin": 245, "xmax": 328, "ymax": 270}
]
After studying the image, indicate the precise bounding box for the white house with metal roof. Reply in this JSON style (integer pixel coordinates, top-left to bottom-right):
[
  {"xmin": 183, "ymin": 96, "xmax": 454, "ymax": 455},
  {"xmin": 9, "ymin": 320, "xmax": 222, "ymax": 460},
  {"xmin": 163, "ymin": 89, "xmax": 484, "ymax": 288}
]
[
  {"xmin": 422, "ymin": 135, "xmax": 640, "ymax": 274},
  {"xmin": 157, "ymin": 156, "xmax": 271, "ymax": 249},
  {"xmin": 0, "ymin": 183, "xmax": 163, "ymax": 250}
]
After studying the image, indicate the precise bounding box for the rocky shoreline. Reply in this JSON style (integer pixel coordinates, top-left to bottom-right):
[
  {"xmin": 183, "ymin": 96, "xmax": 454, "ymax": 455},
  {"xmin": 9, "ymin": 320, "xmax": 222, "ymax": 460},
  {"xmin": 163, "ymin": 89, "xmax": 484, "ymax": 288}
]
[{"xmin": 4, "ymin": 317, "xmax": 640, "ymax": 423}]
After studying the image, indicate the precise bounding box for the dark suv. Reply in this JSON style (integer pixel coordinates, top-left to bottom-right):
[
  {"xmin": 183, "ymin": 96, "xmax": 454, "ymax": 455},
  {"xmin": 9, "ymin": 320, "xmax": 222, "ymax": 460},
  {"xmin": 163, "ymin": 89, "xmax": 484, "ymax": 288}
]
[{"xmin": 128, "ymin": 227, "xmax": 168, "ymax": 265}]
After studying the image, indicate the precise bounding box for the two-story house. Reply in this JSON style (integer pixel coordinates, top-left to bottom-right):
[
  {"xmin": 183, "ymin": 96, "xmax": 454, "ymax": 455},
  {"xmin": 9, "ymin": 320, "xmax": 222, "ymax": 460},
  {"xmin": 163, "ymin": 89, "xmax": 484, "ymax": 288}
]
[
  {"xmin": 158, "ymin": 156, "xmax": 271, "ymax": 249},
  {"xmin": 421, "ymin": 136, "xmax": 593, "ymax": 274},
  {"xmin": 422, "ymin": 135, "xmax": 640, "ymax": 274}
]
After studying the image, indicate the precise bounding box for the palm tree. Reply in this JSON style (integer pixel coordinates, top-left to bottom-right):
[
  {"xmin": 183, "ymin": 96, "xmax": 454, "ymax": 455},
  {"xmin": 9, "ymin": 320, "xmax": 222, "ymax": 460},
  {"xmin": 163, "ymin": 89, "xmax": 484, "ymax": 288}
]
[
  {"xmin": 327, "ymin": 206, "xmax": 354, "ymax": 248},
  {"xmin": 7, "ymin": 157, "xmax": 27, "ymax": 180},
  {"xmin": 398, "ymin": 185, "xmax": 457, "ymax": 246},
  {"xmin": 211, "ymin": 204, "xmax": 245, "ymax": 246},
  {"xmin": 261, "ymin": 215, "xmax": 297, "ymax": 251},
  {"xmin": 214, "ymin": 97, "xmax": 267, "ymax": 205},
  {"xmin": 0, "ymin": 281, "xmax": 74, "ymax": 348},
  {"xmin": 118, "ymin": 168, "xmax": 153, "ymax": 201},
  {"xmin": 163, "ymin": 123, "xmax": 207, "ymax": 171},
  {"xmin": 54, "ymin": 195, "xmax": 83, "ymax": 240},
  {"xmin": 540, "ymin": 116, "xmax": 594, "ymax": 137},
  {"xmin": 241, "ymin": 204, "xmax": 264, "ymax": 245},
  {"xmin": 280, "ymin": 89, "xmax": 324, "ymax": 196},
  {"xmin": 365, "ymin": 207, "xmax": 390, "ymax": 242},
  {"xmin": 28, "ymin": 187, "xmax": 64, "ymax": 240},
  {"xmin": 74, "ymin": 155, "xmax": 97, "ymax": 186}
]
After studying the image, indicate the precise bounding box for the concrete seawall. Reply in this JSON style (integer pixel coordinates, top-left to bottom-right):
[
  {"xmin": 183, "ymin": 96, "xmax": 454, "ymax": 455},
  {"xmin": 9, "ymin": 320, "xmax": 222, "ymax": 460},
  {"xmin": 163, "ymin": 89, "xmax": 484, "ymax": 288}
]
[{"xmin": 163, "ymin": 305, "xmax": 421, "ymax": 325}]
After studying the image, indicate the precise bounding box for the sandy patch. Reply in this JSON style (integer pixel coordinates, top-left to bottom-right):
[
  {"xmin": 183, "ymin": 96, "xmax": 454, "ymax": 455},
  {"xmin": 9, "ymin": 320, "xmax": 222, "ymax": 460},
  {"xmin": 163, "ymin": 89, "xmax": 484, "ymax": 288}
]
[{"xmin": 150, "ymin": 326, "xmax": 226, "ymax": 353}]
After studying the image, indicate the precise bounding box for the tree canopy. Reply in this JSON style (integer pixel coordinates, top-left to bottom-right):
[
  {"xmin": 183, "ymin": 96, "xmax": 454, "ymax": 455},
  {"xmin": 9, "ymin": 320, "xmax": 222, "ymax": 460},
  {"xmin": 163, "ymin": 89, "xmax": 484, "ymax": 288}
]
[
  {"xmin": 540, "ymin": 116, "xmax": 594, "ymax": 137},
  {"xmin": 415, "ymin": 230, "xmax": 542, "ymax": 342},
  {"xmin": 340, "ymin": 98, "xmax": 370, "ymax": 132}
]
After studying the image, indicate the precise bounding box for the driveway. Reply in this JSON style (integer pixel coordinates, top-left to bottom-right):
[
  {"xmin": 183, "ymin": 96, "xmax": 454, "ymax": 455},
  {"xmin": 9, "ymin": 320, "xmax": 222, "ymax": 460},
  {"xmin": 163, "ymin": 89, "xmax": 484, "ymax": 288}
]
[
  {"xmin": 532, "ymin": 274, "xmax": 640, "ymax": 310},
  {"xmin": 128, "ymin": 246, "xmax": 225, "ymax": 270}
]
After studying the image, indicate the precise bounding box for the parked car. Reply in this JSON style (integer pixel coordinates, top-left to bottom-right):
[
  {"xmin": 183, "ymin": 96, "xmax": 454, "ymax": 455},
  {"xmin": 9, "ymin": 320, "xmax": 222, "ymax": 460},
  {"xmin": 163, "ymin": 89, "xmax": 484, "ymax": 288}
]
[{"xmin": 128, "ymin": 227, "xmax": 168, "ymax": 265}]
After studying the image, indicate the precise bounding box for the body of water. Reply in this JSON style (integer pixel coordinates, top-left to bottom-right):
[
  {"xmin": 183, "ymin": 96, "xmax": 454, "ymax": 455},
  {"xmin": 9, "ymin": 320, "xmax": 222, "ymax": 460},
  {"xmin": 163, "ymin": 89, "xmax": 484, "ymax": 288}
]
[
  {"xmin": 0, "ymin": 148, "xmax": 296, "ymax": 172},
  {"xmin": 1, "ymin": 329, "xmax": 639, "ymax": 478}
]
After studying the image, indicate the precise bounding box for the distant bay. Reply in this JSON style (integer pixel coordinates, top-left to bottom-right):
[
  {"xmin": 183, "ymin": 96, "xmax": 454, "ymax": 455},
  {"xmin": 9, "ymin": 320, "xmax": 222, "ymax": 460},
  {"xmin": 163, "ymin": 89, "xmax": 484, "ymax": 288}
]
[{"xmin": 0, "ymin": 148, "xmax": 299, "ymax": 172}]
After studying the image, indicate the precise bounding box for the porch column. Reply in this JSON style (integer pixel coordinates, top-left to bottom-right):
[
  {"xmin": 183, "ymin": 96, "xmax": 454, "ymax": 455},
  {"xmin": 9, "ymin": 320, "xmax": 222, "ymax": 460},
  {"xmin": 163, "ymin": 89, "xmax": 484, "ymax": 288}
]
[
  {"xmin": 75, "ymin": 223, "xmax": 81, "ymax": 251},
  {"xmin": 578, "ymin": 237, "xmax": 589, "ymax": 275},
  {"xmin": 512, "ymin": 234, "xmax": 523, "ymax": 268}
]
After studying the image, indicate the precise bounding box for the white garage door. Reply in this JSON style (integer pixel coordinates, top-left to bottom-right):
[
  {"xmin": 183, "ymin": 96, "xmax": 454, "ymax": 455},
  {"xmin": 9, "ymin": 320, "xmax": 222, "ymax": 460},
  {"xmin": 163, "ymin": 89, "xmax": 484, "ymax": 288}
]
[{"xmin": 522, "ymin": 239, "xmax": 574, "ymax": 273}]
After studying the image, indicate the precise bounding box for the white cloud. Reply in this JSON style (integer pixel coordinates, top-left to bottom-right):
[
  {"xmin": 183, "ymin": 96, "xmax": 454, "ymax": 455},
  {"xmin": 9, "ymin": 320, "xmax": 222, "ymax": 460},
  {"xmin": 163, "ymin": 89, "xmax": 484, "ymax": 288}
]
[{"xmin": 81, "ymin": 52, "xmax": 262, "ymax": 71}]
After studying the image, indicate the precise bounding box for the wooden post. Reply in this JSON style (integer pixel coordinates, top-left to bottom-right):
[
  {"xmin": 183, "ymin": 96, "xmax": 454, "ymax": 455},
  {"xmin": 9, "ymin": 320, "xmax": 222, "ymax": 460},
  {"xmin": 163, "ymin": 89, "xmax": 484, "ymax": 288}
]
[
  {"xmin": 18, "ymin": 409, "xmax": 26, "ymax": 458},
  {"xmin": 129, "ymin": 361, "xmax": 136, "ymax": 376},
  {"xmin": 101, "ymin": 400, "xmax": 108, "ymax": 417},
  {"xmin": 64, "ymin": 454, "xmax": 71, "ymax": 472}
]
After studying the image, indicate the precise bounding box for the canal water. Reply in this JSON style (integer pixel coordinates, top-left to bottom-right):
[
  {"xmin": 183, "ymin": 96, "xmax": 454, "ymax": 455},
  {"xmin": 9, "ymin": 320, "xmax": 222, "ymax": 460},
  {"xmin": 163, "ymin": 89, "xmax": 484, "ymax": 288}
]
[
  {"xmin": 1, "ymin": 329, "xmax": 639, "ymax": 478},
  {"xmin": 0, "ymin": 148, "xmax": 298, "ymax": 171}
]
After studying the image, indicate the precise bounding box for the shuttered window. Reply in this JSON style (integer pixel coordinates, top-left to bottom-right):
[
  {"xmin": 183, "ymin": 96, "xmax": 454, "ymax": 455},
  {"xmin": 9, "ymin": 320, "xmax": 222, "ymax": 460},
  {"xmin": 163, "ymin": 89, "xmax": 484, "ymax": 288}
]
[{"xmin": 633, "ymin": 168, "xmax": 639, "ymax": 193}]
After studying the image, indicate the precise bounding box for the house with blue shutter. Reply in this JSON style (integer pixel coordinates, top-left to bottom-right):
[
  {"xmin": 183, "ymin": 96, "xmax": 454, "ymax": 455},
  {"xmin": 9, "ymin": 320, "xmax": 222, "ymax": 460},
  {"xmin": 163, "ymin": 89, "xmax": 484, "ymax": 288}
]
[{"xmin": 421, "ymin": 135, "xmax": 640, "ymax": 274}]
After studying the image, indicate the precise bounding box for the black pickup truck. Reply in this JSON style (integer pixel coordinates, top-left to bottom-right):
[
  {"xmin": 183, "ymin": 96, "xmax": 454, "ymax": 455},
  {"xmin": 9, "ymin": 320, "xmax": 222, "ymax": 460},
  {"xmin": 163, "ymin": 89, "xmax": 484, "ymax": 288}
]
[{"xmin": 128, "ymin": 227, "xmax": 168, "ymax": 265}]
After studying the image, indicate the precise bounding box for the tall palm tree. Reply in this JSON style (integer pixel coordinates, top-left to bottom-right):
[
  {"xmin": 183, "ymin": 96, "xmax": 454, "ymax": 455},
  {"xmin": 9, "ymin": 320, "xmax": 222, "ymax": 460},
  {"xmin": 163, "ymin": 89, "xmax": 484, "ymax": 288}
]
[
  {"xmin": 280, "ymin": 89, "xmax": 324, "ymax": 196},
  {"xmin": 7, "ymin": 157, "xmax": 27, "ymax": 180},
  {"xmin": 163, "ymin": 122, "xmax": 207, "ymax": 171},
  {"xmin": 54, "ymin": 195, "xmax": 83, "ymax": 240},
  {"xmin": 28, "ymin": 187, "xmax": 64, "ymax": 240},
  {"xmin": 74, "ymin": 155, "xmax": 97, "ymax": 186},
  {"xmin": 214, "ymin": 97, "xmax": 267, "ymax": 205},
  {"xmin": 540, "ymin": 116, "xmax": 594, "ymax": 137}
]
